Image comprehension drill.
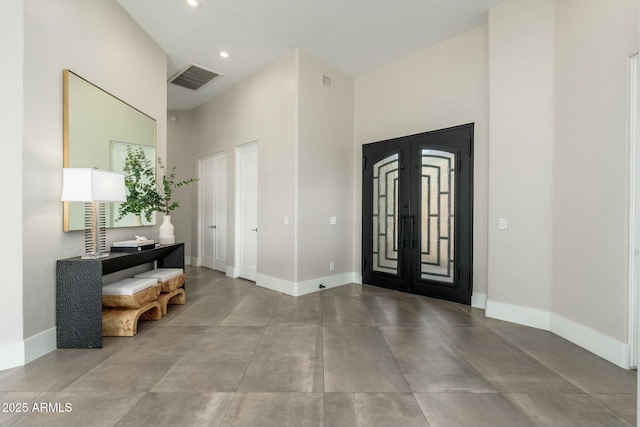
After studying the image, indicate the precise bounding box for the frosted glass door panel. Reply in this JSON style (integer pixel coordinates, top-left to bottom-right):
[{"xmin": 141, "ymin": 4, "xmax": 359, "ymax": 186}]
[
  {"xmin": 420, "ymin": 149, "xmax": 455, "ymax": 283},
  {"xmin": 372, "ymin": 153, "xmax": 399, "ymax": 275}
]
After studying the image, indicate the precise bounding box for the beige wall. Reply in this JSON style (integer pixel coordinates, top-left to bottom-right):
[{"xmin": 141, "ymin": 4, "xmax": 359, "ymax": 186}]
[
  {"xmin": 297, "ymin": 52, "xmax": 355, "ymax": 282},
  {"xmin": 167, "ymin": 110, "xmax": 197, "ymax": 261},
  {"xmin": 190, "ymin": 50, "xmax": 298, "ymax": 281},
  {"xmin": 552, "ymin": 0, "xmax": 638, "ymax": 342},
  {"xmin": 17, "ymin": 0, "xmax": 166, "ymax": 364},
  {"xmin": 486, "ymin": 0, "xmax": 556, "ymax": 325},
  {"xmin": 180, "ymin": 50, "xmax": 356, "ymax": 293},
  {"xmin": 487, "ymin": 0, "xmax": 638, "ymax": 367},
  {"xmin": 0, "ymin": 0, "xmax": 26, "ymax": 369},
  {"xmin": 353, "ymin": 25, "xmax": 490, "ymax": 301}
]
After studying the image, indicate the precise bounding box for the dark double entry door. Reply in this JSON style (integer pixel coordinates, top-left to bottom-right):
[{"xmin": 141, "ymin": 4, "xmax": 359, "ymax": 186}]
[{"xmin": 362, "ymin": 124, "xmax": 474, "ymax": 305}]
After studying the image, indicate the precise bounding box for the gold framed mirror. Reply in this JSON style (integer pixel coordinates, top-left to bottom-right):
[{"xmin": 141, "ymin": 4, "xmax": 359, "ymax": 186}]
[{"xmin": 63, "ymin": 69, "xmax": 157, "ymax": 231}]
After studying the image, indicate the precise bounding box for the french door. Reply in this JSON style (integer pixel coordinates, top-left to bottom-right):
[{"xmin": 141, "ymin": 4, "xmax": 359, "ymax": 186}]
[{"xmin": 362, "ymin": 124, "xmax": 473, "ymax": 304}]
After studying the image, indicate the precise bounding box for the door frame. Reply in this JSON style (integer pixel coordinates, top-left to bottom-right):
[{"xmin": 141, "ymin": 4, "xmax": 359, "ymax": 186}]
[
  {"xmin": 235, "ymin": 141, "xmax": 258, "ymax": 281},
  {"xmin": 198, "ymin": 151, "xmax": 227, "ymax": 271},
  {"xmin": 628, "ymin": 53, "xmax": 638, "ymax": 368}
]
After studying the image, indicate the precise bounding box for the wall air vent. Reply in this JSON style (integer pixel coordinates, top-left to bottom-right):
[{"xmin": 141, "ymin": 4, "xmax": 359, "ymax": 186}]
[
  {"xmin": 321, "ymin": 74, "xmax": 332, "ymax": 87},
  {"xmin": 169, "ymin": 64, "xmax": 222, "ymax": 91}
]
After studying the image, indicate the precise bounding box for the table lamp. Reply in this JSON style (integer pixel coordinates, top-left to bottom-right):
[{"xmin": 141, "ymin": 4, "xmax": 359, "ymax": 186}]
[{"xmin": 61, "ymin": 168, "xmax": 126, "ymax": 259}]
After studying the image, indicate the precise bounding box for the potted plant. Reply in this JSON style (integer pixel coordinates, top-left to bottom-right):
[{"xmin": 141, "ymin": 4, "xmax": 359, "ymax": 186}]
[
  {"xmin": 154, "ymin": 157, "xmax": 198, "ymax": 244},
  {"xmin": 116, "ymin": 146, "xmax": 161, "ymax": 226}
]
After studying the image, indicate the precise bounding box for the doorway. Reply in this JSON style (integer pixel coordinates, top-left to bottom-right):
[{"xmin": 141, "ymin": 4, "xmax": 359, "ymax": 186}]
[
  {"xmin": 236, "ymin": 142, "xmax": 258, "ymax": 281},
  {"xmin": 199, "ymin": 152, "xmax": 227, "ymax": 272},
  {"xmin": 362, "ymin": 124, "xmax": 474, "ymax": 304}
]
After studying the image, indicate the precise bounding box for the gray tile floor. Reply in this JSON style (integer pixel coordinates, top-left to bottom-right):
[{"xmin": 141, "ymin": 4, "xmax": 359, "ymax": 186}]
[{"xmin": 0, "ymin": 266, "xmax": 636, "ymax": 427}]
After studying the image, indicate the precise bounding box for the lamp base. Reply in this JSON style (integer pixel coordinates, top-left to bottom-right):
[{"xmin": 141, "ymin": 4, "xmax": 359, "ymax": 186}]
[{"xmin": 81, "ymin": 252, "xmax": 109, "ymax": 260}]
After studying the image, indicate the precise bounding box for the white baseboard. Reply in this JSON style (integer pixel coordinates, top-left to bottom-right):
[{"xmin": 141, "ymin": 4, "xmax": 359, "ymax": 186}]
[
  {"xmin": 485, "ymin": 299, "xmax": 551, "ymax": 330},
  {"xmin": 550, "ymin": 314, "xmax": 630, "ymax": 369},
  {"xmin": 189, "ymin": 256, "xmax": 199, "ymax": 267},
  {"xmin": 294, "ymin": 272, "xmax": 359, "ymax": 296},
  {"xmin": 0, "ymin": 327, "xmax": 56, "ymax": 371},
  {"xmin": 471, "ymin": 292, "xmax": 487, "ymax": 309},
  {"xmin": 257, "ymin": 272, "xmax": 359, "ymax": 296},
  {"xmin": 0, "ymin": 340, "xmax": 25, "ymax": 371},
  {"xmin": 24, "ymin": 328, "xmax": 56, "ymax": 365},
  {"xmin": 256, "ymin": 274, "xmax": 293, "ymax": 294},
  {"xmin": 485, "ymin": 299, "xmax": 630, "ymax": 369},
  {"xmin": 226, "ymin": 266, "xmax": 238, "ymax": 278}
]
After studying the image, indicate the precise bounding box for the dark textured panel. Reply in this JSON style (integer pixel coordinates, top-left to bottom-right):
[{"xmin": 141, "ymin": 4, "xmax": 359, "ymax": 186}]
[
  {"xmin": 56, "ymin": 260, "xmax": 103, "ymax": 348},
  {"xmin": 157, "ymin": 244, "xmax": 184, "ymax": 269}
]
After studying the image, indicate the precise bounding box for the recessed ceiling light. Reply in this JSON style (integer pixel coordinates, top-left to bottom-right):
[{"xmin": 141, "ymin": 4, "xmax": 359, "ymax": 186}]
[
  {"xmin": 219, "ymin": 51, "xmax": 229, "ymax": 58},
  {"xmin": 186, "ymin": 0, "xmax": 199, "ymax": 7}
]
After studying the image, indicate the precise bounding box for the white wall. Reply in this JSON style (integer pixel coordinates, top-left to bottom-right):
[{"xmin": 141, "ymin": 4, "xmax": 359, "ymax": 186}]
[
  {"xmin": 190, "ymin": 50, "xmax": 298, "ymax": 282},
  {"xmin": 353, "ymin": 25, "xmax": 490, "ymax": 303},
  {"xmin": 13, "ymin": 0, "xmax": 166, "ymax": 367},
  {"xmin": 297, "ymin": 52, "xmax": 355, "ymax": 284},
  {"xmin": 552, "ymin": 0, "xmax": 638, "ymax": 344},
  {"xmin": 0, "ymin": 0, "xmax": 26, "ymax": 370},
  {"xmin": 486, "ymin": 0, "xmax": 556, "ymax": 327}
]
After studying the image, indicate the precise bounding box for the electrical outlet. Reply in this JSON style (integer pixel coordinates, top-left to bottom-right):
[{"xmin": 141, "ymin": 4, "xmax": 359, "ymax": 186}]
[
  {"xmin": 499, "ymin": 218, "xmax": 508, "ymax": 230},
  {"xmin": 330, "ymin": 216, "xmax": 337, "ymax": 225},
  {"xmin": 284, "ymin": 216, "xmax": 289, "ymax": 225},
  {"xmin": 329, "ymin": 262, "xmax": 335, "ymax": 271}
]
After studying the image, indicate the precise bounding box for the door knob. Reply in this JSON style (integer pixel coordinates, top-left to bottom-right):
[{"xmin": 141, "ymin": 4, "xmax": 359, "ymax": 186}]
[
  {"xmin": 251, "ymin": 228, "xmax": 258, "ymax": 232},
  {"xmin": 208, "ymin": 225, "xmax": 217, "ymax": 229}
]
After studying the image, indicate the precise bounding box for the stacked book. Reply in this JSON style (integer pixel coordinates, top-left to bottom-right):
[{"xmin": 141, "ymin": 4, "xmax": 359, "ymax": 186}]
[{"xmin": 111, "ymin": 239, "xmax": 155, "ymax": 253}]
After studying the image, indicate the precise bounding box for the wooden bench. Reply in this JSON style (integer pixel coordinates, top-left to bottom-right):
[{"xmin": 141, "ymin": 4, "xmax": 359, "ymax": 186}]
[
  {"xmin": 101, "ymin": 278, "xmax": 162, "ymax": 336},
  {"xmin": 134, "ymin": 268, "xmax": 187, "ymax": 316}
]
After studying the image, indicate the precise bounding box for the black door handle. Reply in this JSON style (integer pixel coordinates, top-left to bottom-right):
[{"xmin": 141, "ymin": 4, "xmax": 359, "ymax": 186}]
[{"xmin": 410, "ymin": 215, "xmax": 416, "ymax": 249}]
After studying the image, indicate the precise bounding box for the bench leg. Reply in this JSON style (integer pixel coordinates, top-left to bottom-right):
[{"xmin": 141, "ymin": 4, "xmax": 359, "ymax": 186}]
[
  {"xmin": 102, "ymin": 301, "xmax": 162, "ymax": 337},
  {"xmin": 157, "ymin": 288, "xmax": 187, "ymax": 316}
]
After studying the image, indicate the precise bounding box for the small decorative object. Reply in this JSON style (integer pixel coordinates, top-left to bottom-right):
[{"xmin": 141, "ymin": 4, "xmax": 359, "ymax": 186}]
[
  {"xmin": 116, "ymin": 146, "xmax": 161, "ymax": 224},
  {"xmin": 61, "ymin": 168, "xmax": 126, "ymax": 259},
  {"xmin": 159, "ymin": 215, "xmax": 175, "ymax": 244},
  {"xmin": 111, "ymin": 238, "xmax": 155, "ymax": 253},
  {"xmin": 154, "ymin": 158, "xmax": 198, "ymax": 244}
]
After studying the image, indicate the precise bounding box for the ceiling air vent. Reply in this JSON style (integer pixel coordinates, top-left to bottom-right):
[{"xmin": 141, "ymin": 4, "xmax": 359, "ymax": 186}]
[{"xmin": 169, "ymin": 64, "xmax": 222, "ymax": 91}]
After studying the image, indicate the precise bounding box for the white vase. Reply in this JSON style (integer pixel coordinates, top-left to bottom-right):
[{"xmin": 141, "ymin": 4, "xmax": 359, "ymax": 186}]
[
  {"xmin": 132, "ymin": 214, "xmax": 143, "ymax": 227},
  {"xmin": 158, "ymin": 214, "xmax": 175, "ymax": 244}
]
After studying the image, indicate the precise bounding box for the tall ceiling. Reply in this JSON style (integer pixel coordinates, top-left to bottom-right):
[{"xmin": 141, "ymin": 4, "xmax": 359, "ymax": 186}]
[{"xmin": 117, "ymin": 0, "xmax": 506, "ymax": 110}]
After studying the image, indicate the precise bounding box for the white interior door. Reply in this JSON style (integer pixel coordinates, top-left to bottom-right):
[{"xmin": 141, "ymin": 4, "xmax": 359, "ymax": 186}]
[
  {"xmin": 199, "ymin": 152, "xmax": 227, "ymax": 272},
  {"xmin": 237, "ymin": 143, "xmax": 258, "ymax": 281}
]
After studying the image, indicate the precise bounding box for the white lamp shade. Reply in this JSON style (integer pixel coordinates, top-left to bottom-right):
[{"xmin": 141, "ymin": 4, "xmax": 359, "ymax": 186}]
[{"xmin": 61, "ymin": 168, "xmax": 126, "ymax": 202}]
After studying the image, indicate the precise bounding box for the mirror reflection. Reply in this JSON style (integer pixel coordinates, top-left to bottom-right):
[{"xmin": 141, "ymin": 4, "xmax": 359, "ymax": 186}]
[{"xmin": 63, "ymin": 70, "xmax": 157, "ymax": 231}]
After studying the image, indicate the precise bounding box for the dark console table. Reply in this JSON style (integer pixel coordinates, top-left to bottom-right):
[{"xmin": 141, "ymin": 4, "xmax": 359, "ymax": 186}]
[{"xmin": 56, "ymin": 243, "xmax": 184, "ymax": 349}]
